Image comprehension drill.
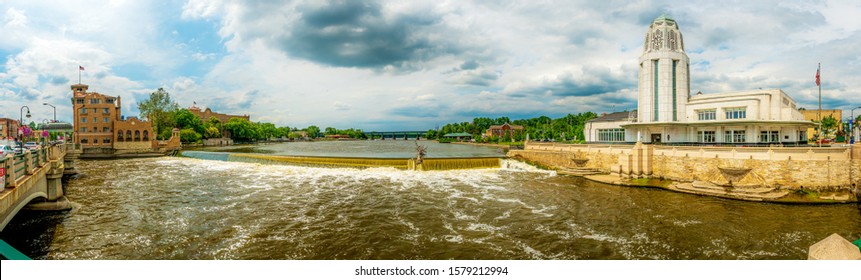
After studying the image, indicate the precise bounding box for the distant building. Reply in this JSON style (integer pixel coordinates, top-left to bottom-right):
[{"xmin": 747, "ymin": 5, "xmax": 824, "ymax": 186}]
[
  {"xmin": 799, "ymin": 109, "xmax": 842, "ymax": 139},
  {"xmin": 0, "ymin": 118, "xmax": 19, "ymax": 140},
  {"xmin": 188, "ymin": 104, "xmax": 250, "ymax": 139},
  {"xmin": 71, "ymin": 83, "xmax": 180, "ymax": 156},
  {"xmin": 484, "ymin": 123, "xmax": 524, "ymax": 138},
  {"xmin": 188, "ymin": 105, "xmax": 250, "ymax": 124},
  {"xmin": 585, "ymin": 15, "xmax": 813, "ymax": 145}
]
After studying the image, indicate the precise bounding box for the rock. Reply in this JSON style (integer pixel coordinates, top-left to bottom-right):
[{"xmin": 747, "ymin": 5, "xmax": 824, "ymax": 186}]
[{"xmin": 808, "ymin": 233, "xmax": 861, "ymax": 260}]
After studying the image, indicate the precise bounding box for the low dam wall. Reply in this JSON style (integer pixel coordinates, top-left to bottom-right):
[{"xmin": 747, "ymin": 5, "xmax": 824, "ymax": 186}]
[
  {"xmin": 510, "ymin": 142, "xmax": 861, "ymax": 195},
  {"xmin": 181, "ymin": 151, "xmax": 502, "ymax": 171}
]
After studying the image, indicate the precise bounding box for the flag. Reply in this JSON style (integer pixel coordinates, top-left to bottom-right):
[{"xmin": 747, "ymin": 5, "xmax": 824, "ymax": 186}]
[
  {"xmin": 79, "ymin": 65, "xmax": 85, "ymax": 71},
  {"xmin": 815, "ymin": 66, "xmax": 820, "ymax": 86}
]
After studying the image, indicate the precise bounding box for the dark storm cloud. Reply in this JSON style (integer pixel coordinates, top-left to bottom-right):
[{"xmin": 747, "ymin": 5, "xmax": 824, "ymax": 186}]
[
  {"xmin": 515, "ymin": 66, "xmax": 636, "ymax": 97},
  {"xmin": 279, "ymin": 0, "xmax": 456, "ymax": 70},
  {"xmin": 461, "ymin": 70, "xmax": 499, "ymax": 87},
  {"xmin": 460, "ymin": 60, "xmax": 480, "ymax": 70}
]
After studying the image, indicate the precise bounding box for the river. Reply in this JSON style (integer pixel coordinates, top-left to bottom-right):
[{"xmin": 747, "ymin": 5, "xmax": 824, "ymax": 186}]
[{"xmin": 1, "ymin": 141, "xmax": 859, "ymax": 259}]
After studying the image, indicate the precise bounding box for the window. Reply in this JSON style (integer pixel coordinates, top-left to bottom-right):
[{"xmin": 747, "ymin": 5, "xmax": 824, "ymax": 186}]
[
  {"xmin": 653, "ymin": 60, "xmax": 659, "ymax": 121},
  {"xmin": 89, "ymin": 99, "xmax": 100, "ymax": 104},
  {"xmin": 672, "ymin": 60, "xmax": 677, "ymax": 121},
  {"xmin": 76, "ymin": 98, "xmax": 84, "ymax": 104},
  {"xmin": 102, "ymin": 108, "xmax": 109, "ymax": 114},
  {"xmin": 79, "ymin": 108, "xmax": 87, "ymax": 114},
  {"xmin": 103, "ymin": 117, "xmax": 110, "ymax": 123},
  {"xmin": 126, "ymin": 131, "xmax": 132, "ymax": 141},
  {"xmin": 94, "ymin": 138, "xmax": 99, "ymax": 144},
  {"xmin": 81, "ymin": 138, "xmax": 88, "ymax": 144},
  {"xmin": 697, "ymin": 131, "xmax": 716, "ymax": 143},
  {"xmin": 725, "ymin": 107, "xmax": 746, "ymax": 119},
  {"xmin": 93, "ymin": 117, "xmax": 98, "ymax": 123},
  {"xmin": 697, "ymin": 109, "xmax": 716, "ymax": 120},
  {"xmin": 117, "ymin": 130, "xmax": 124, "ymax": 142},
  {"xmin": 80, "ymin": 127, "xmax": 88, "ymax": 133},
  {"xmin": 103, "ymin": 127, "xmax": 110, "ymax": 132},
  {"xmin": 760, "ymin": 131, "xmax": 779, "ymax": 142},
  {"xmin": 143, "ymin": 130, "xmax": 149, "ymax": 141},
  {"xmin": 106, "ymin": 98, "xmax": 115, "ymax": 104},
  {"xmin": 725, "ymin": 130, "xmax": 745, "ymax": 143},
  {"xmin": 81, "ymin": 117, "xmax": 87, "ymax": 123},
  {"xmin": 104, "ymin": 138, "xmax": 111, "ymax": 144},
  {"xmin": 798, "ymin": 131, "xmax": 806, "ymax": 142},
  {"xmin": 134, "ymin": 130, "xmax": 141, "ymax": 141},
  {"xmin": 597, "ymin": 128, "xmax": 625, "ymax": 142}
]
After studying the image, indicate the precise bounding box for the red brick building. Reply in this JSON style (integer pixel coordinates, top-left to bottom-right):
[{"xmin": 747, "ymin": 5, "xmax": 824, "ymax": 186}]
[
  {"xmin": 484, "ymin": 123, "xmax": 524, "ymax": 138},
  {"xmin": 188, "ymin": 105, "xmax": 249, "ymax": 124},
  {"xmin": 70, "ymin": 83, "xmax": 180, "ymax": 155},
  {"xmin": 0, "ymin": 118, "xmax": 20, "ymax": 140}
]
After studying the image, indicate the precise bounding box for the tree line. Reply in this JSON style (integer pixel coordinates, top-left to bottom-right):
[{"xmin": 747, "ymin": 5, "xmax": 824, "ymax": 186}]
[
  {"xmin": 136, "ymin": 88, "xmax": 370, "ymax": 143},
  {"xmin": 425, "ymin": 113, "xmax": 598, "ymax": 143}
]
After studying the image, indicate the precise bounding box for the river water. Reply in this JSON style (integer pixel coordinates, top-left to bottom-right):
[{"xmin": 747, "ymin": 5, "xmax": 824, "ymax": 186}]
[{"xmin": 2, "ymin": 141, "xmax": 859, "ymax": 259}]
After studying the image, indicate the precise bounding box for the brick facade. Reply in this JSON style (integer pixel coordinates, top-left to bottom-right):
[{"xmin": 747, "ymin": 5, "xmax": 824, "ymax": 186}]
[
  {"xmin": 0, "ymin": 118, "xmax": 19, "ymax": 140},
  {"xmin": 71, "ymin": 84, "xmax": 122, "ymax": 148}
]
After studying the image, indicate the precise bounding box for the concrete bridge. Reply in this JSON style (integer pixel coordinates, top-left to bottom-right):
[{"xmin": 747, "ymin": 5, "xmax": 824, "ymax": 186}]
[
  {"xmin": 367, "ymin": 131, "xmax": 427, "ymax": 140},
  {"xmin": 0, "ymin": 143, "xmax": 77, "ymax": 232}
]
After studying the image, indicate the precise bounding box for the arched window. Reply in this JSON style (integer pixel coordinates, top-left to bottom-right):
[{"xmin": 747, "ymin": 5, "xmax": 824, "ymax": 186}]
[
  {"xmin": 134, "ymin": 130, "xmax": 141, "ymax": 141},
  {"xmin": 143, "ymin": 130, "xmax": 149, "ymax": 141},
  {"xmin": 126, "ymin": 131, "xmax": 132, "ymax": 141},
  {"xmin": 117, "ymin": 130, "xmax": 124, "ymax": 142}
]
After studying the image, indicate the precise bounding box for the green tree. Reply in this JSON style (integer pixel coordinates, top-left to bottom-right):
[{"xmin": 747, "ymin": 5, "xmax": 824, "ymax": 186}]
[
  {"xmin": 820, "ymin": 115, "xmax": 838, "ymax": 137},
  {"xmin": 224, "ymin": 117, "xmax": 258, "ymax": 142},
  {"xmin": 179, "ymin": 128, "xmax": 202, "ymax": 143},
  {"xmin": 203, "ymin": 126, "xmax": 221, "ymax": 139},
  {"xmin": 305, "ymin": 126, "xmax": 321, "ymax": 138},
  {"xmin": 175, "ymin": 109, "xmax": 204, "ymax": 135},
  {"xmin": 138, "ymin": 88, "xmax": 179, "ymax": 139}
]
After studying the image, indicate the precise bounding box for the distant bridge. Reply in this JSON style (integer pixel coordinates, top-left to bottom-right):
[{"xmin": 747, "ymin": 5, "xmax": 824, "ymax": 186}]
[{"xmin": 366, "ymin": 131, "xmax": 427, "ymax": 140}]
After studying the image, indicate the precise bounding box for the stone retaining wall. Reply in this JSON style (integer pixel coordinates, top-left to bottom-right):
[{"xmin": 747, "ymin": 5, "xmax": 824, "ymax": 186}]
[{"xmin": 510, "ymin": 142, "xmax": 861, "ymax": 191}]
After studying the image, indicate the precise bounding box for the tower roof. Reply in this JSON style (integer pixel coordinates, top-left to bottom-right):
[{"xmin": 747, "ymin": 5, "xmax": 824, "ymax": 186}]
[{"xmin": 653, "ymin": 14, "xmax": 676, "ymax": 23}]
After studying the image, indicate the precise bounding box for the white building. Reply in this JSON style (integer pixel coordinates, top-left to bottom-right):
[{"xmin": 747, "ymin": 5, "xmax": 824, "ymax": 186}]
[{"xmin": 586, "ymin": 15, "xmax": 813, "ymax": 145}]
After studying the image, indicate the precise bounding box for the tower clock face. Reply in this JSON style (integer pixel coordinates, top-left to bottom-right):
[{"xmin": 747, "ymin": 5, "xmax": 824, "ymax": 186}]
[{"xmin": 652, "ymin": 31, "xmax": 662, "ymax": 50}]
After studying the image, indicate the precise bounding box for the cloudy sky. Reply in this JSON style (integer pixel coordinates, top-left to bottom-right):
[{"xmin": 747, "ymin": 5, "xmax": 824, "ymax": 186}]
[{"xmin": 1, "ymin": 0, "xmax": 859, "ymax": 131}]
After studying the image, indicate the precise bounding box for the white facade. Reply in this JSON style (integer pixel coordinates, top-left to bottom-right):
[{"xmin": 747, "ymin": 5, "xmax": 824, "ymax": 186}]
[{"xmin": 586, "ymin": 15, "xmax": 813, "ymax": 145}]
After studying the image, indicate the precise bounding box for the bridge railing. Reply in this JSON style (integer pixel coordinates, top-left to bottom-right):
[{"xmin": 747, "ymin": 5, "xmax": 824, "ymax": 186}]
[{"xmin": 1, "ymin": 147, "xmax": 52, "ymax": 188}]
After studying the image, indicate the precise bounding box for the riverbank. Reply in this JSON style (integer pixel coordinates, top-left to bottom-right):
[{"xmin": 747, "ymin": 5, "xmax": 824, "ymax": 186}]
[{"xmin": 509, "ymin": 142, "xmax": 861, "ymax": 204}]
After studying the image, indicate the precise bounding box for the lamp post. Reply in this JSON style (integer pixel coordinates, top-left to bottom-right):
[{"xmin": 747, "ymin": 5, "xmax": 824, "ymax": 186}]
[
  {"xmin": 851, "ymin": 106, "xmax": 861, "ymax": 144},
  {"xmin": 43, "ymin": 103, "xmax": 56, "ymax": 122},
  {"xmin": 19, "ymin": 106, "xmax": 31, "ymax": 151}
]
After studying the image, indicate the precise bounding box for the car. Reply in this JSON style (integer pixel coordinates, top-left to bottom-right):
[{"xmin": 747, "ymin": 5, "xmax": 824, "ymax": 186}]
[
  {"xmin": 24, "ymin": 142, "xmax": 38, "ymax": 149},
  {"xmin": 0, "ymin": 145, "xmax": 13, "ymax": 157}
]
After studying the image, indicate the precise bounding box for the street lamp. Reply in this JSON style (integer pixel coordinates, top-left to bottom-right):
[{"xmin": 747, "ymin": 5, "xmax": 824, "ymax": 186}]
[
  {"xmin": 19, "ymin": 106, "xmax": 31, "ymax": 128},
  {"xmin": 43, "ymin": 102, "xmax": 56, "ymax": 122},
  {"xmin": 851, "ymin": 106, "xmax": 861, "ymax": 144},
  {"xmin": 19, "ymin": 106, "xmax": 31, "ymax": 151}
]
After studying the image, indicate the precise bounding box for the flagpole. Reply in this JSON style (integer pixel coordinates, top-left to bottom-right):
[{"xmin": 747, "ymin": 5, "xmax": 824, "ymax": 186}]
[
  {"xmin": 78, "ymin": 66, "xmax": 81, "ymax": 84},
  {"xmin": 818, "ymin": 62, "xmax": 821, "ymax": 148}
]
